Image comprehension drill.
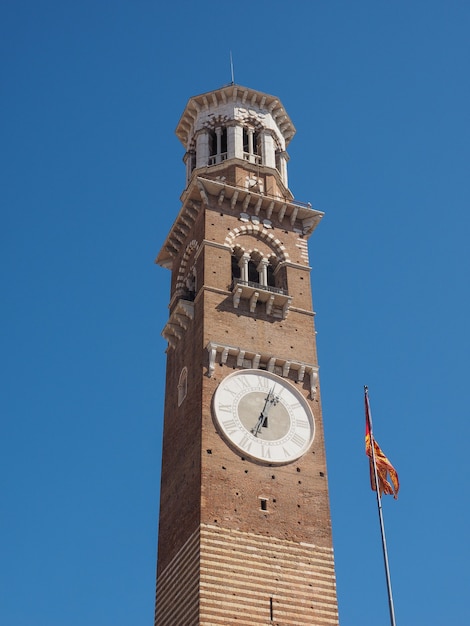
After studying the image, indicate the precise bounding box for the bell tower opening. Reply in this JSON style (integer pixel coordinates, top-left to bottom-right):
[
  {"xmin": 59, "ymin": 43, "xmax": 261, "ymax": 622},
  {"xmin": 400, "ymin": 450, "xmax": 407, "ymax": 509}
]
[
  {"xmin": 208, "ymin": 126, "xmax": 228, "ymax": 165},
  {"xmin": 243, "ymin": 127, "xmax": 261, "ymax": 164}
]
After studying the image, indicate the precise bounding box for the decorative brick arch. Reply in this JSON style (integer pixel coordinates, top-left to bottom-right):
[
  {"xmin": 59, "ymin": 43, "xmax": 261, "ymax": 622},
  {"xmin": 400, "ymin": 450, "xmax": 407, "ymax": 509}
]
[
  {"xmin": 224, "ymin": 225, "xmax": 290, "ymax": 262},
  {"xmin": 176, "ymin": 239, "xmax": 199, "ymax": 295}
]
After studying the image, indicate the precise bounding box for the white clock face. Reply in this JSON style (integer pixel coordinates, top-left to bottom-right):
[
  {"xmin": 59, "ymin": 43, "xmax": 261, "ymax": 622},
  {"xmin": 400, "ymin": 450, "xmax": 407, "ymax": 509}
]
[{"xmin": 213, "ymin": 369, "xmax": 315, "ymax": 464}]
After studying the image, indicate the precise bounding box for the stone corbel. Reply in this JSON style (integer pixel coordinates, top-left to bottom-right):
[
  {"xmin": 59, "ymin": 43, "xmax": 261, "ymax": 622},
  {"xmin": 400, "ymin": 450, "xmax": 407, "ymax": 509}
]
[
  {"xmin": 282, "ymin": 298, "xmax": 292, "ymax": 319},
  {"xmin": 233, "ymin": 287, "xmax": 242, "ymax": 309},
  {"xmin": 236, "ymin": 351, "xmax": 246, "ymax": 367},
  {"xmin": 308, "ymin": 367, "xmax": 319, "ymax": 398},
  {"xmin": 207, "ymin": 343, "xmax": 217, "ymax": 377},
  {"xmin": 230, "ymin": 191, "xmax": 239, "ymax": 209},
  {"xmin": 266, "ymin": 294, "xmax": 275, "ymax": 315},
  {"xmin": 249, "ymin": 291, "xmax": 259, "ymax": 312},
  {"xmin": 197, "ymin": 180, "xmax": 209, "ymax": 205}
]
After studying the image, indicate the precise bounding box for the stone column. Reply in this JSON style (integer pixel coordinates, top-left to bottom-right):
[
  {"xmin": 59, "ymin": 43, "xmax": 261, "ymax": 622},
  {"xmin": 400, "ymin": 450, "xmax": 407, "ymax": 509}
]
[
  {"xmin": 240, "ymin": 254, "xmax": 250, "ymax": 282},
  {"xmin": 215, "ymin": 127, "xmax": 222, "ymax": 163},
  {"xmin": 247, "ymin": 128, "xmax": 254, "ymax": 161},
  {"xmin": 258, "ymin": 258, "xmax": 269, "ymax": 286}
]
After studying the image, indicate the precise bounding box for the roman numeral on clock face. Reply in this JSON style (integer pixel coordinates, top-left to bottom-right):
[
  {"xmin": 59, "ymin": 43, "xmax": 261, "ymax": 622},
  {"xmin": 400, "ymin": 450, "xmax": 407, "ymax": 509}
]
[
  {"xmin": 238, "ymin": 433, "xmax": 253, "ymax": 452},
  {"xmin": 291, "ymin": 432, "xmax": 307, "ymax": 448},
  {"xmin": 218, "ymin": 403, "xmax": 232, "ymax": 413},
  {"xmin": 257, "ymin": 375, "xmax": 269, "ymax": 389},
  {"xmin": 235, "ymin": 375, "xmax": 253, "ymax": 390},
  {"xmin": 260, "ymin": 445, "xmax": 271, "ymax": 459},
  {"xmin": 221, "ymin": 419, "xmax": 238, "ymax": 435}
]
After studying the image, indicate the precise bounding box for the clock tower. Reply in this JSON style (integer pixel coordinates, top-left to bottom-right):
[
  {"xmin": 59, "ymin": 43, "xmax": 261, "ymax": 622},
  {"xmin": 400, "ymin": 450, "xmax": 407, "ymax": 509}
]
[{"xmin": 154, "ymin": 85, "xmax": 339, "ymax": 625}]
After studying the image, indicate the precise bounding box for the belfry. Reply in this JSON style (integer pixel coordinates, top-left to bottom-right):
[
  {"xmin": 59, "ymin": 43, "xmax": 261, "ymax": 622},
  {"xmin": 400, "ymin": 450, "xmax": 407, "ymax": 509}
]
[{"xmin": 154, "ymin": 84, "xmax": 339, "ymax": 625}]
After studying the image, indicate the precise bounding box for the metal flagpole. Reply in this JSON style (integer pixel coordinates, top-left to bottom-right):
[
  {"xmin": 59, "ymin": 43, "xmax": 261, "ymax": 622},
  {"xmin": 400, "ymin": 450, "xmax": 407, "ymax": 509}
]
[
  {"xmin": 229, "ymin": 51, "xmax": 235, "ymax": 85},
  {"xmin": 365, "ymin": 386, "xmax": 397, "ymax": 626}
]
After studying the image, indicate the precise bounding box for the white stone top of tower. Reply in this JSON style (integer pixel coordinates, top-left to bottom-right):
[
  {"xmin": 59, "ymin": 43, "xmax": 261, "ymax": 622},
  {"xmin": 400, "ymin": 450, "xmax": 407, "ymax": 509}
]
[{"xmin": 175, "ymin": 84, "xmax": 296, "ymax": 151}]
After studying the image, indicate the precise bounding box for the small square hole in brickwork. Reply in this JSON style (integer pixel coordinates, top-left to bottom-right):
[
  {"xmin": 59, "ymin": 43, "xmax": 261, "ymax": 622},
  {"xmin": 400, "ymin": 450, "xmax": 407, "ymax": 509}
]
[
  {"xmin": 260, "ymin": 498, "xmax": 268, "ymax": 511},
  {"xmin": 320, "ymin": 471, "xmax": 325, "ymax": 477}
]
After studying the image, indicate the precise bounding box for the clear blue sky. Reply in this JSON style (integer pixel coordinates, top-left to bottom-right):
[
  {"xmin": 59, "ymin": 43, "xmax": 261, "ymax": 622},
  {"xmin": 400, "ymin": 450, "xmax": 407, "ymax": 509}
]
[{"xmin": 2, "ymin": 2, "xmax": 469, "ymax": 624}]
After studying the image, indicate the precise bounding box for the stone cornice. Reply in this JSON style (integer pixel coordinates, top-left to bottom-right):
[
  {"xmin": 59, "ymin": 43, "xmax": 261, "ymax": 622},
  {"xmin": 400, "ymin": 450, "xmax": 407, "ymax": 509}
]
[
  {"xmin": 176, "ymin": 84, "xmax": 296, "ymax": 148},
  {"xmin": 206, "ymin": 341, "xmax": 319, "ymax": 399},
  {"xmin": 162, "ymin": 300, "xmax": 195, "ymax": 350},
  {"xmin": 156, "ymin": 198, "xmax": 202, "ymax": 269},
  {"xmin": 156, "ymin": 176, "xmax": 323, "ymax": 269},
  {"xmin": 197, "ymin": 177, "xmax": 323, "ymax": 234}
]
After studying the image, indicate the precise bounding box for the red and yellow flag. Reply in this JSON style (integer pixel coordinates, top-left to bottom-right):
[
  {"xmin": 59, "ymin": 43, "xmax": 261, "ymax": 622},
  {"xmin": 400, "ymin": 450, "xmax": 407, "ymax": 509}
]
[{"xmin": 365, "ymin": 390, "xmax": 399, "ymax": 499}]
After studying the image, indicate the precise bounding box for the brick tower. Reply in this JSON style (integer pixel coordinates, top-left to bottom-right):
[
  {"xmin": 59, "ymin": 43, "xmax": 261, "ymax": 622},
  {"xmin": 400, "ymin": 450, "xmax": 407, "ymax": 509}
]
[{"xmin": 154, "ymin": 84, "xmax": 339, "ymax": 625}]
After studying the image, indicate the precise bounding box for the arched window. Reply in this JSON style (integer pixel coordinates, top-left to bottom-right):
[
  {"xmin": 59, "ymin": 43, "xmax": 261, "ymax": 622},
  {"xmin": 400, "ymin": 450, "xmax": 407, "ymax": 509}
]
[
  {"xmin": 231, "ymin": 255, "xmax": 241, "ymax": 281},
  {"xmin": 220, "ymin": 128, "xmax": 227, "ymax": 155},
  {"xmin": 243, "ymin": 128, "xmax": 249, "ymax": 154},
  {"xmin": 178, "ymin": 367, "xmax": 188, "ymax": 407},
  {"xmin": 274, "ymin": 263, "xmax": 288, "ymax": 293},
  {"xmin": 243, "ymin": 128, "xmax": 261, "ymax": 164},
  {"xmin": 189, "ymin": 151, "xmax": 196, "ymax": 174},
  {"xmin": 248, "ymin": 260, "xmax": 259, "ymax": 283},
  {"xmin": 209, "ymin": 130, "xmax": 217, "ymax": 158},
  {"xmin": 208, "ymin": 127, "xmax": 227, "ymax": 165},
  {"xmin": 254, "ymin": 131, "xmax": 260, "ymax": 156},
  {"xmin": 267, "ymin": 263, "xmax": 276, "ymax": 288}
]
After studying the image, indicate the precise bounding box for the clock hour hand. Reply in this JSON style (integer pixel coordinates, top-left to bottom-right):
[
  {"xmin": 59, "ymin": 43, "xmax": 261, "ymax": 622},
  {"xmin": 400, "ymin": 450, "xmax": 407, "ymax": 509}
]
[{"xmin": 251, "ymin": 387, "xmax": 279, "ymax": 437}]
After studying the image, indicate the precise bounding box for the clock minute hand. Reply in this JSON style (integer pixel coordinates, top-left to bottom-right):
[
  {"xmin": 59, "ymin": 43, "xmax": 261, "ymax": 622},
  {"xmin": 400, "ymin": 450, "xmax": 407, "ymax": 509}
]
[{"xmin": 252, "ymin": 387, "xmax": 278, "ymax": 437}]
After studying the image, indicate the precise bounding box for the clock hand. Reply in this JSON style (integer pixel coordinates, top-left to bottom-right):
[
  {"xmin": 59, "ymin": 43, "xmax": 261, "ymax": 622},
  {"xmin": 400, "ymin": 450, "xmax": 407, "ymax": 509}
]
[{"xmin": 252, "ymin": 387, "xmax": 279, "ymax": 437}]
